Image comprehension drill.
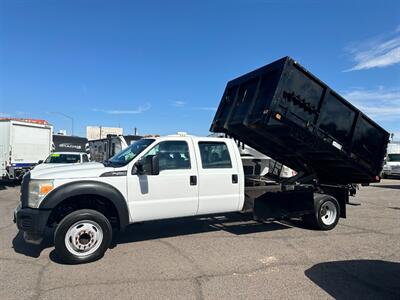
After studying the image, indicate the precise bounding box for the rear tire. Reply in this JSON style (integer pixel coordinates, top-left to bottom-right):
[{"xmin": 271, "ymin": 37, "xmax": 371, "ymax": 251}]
[
  {"xmin": 54, "ymin": 209, "xmax": 112, "ymax": 264},
  {"xmin": 303, "ymin": 195, "xmax": 340, "ymax": 231}
]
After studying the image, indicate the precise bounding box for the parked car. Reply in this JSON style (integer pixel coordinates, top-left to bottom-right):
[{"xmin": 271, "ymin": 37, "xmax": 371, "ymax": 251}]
[
  {"xmin": 382, "ymin": 153, "xmax": 400, "ymax": 178},
  {"xmin": 33, "ymin": 152, "xmax": 90, "ymax": 171}
]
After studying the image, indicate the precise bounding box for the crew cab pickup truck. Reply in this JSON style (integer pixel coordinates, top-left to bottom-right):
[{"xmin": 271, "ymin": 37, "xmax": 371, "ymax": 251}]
[
  {"xmin": 14, "ymin": 134, "xmax": 339, "ymax": 264},
  {"xmin": 14, "ymin": 57, "xmax": 389, "ymax": 264}
]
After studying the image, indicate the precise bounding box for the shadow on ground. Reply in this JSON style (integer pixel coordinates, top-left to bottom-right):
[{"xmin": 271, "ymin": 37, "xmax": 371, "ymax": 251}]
[
  {"xmin": 0, "ymin": 180, "xmax": 20, "ymax": 190},
  {"xmin": 305, "ymin": 260, "xmax": 400, "ymax": 299},
  {"xmin": 371, "ymin": 184, "xmax": 400, "ymax": 190},
  {"xmin": 115, "ymin": 212, "xmax": 292, "ymax": 245},
  {"xmin": 12, "ymin": 230, "xmax": 54, "ymax": 258},
  {"xmin": 13, "ymin": 212, "xmax": 293, "ymax": 263}
]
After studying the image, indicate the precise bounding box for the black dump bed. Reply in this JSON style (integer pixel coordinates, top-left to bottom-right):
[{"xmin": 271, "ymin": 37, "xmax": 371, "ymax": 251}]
[{"xmin": 210, "ymin": 57, "xmax": 390, "ymax": 184}]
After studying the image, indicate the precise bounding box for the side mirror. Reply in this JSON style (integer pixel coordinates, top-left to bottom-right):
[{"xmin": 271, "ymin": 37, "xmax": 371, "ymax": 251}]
[
  {"xmin": 38, "ymin": 160, "xmax": 43, "ymax": 164},
  {"xmin": 151, "ymin": 155, "xmax": 159, "ymax": 175},
  {"xmin": 133, "ymin": 160, "xmax": 144, "ymax": 175}
]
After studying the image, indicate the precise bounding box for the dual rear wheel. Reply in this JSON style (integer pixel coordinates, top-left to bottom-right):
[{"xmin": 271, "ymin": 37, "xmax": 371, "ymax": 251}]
[{"xmin": 303, "ymin": 195, "xmax": 340, "ymax": 231}]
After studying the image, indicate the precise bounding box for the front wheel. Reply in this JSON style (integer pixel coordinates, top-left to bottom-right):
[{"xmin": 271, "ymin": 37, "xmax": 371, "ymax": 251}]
[
  {"xmin": 54, "ymin": 209, "xmax": 112, "ymax": 264},
  {"xmin": 303, "ymin": 195, "xmax": 340, "ymax": 231}
]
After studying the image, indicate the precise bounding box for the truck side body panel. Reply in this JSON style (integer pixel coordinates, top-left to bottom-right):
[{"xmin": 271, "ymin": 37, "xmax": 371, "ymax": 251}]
[
  {"xmin": 0, "ymin": 122, "xmax": 10, "ymax": 177},
  {"xmin": 52, "ymin": 135, "xmax": 88, "ymax": 153},
  {"xmin": 11, "ymin": 123, "xmax": 52, "ymax": 164},
  {"xmin": 1, "ymin": 120, "xmax": 53, "ymax": 179}
]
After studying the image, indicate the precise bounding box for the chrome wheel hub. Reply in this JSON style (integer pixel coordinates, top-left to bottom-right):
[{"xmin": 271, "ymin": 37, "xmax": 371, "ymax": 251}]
[
  {"xmin": 65, "ymin": 220, "xmax": 103, "ymax": 256},
  {"xmin": 320, "ymin": 201, "xmax": 337, "ymax": 226}
]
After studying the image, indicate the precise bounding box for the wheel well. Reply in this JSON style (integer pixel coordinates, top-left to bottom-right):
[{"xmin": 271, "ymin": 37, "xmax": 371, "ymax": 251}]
[{"xmin": 47, "ymin": 194, "xmax": 120, "ymax": 230}]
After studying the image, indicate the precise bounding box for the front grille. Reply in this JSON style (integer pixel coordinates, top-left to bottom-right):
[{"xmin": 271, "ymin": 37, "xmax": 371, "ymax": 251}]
[
  {"xmin": 20, "ymin": 172, "xmax": 30, "ymax": 208},
  {"xmin": 19, "ymin": 217, "xmax": 32, "ymax": 229},
  {"xmin": 392, "ymin": 166, "xmax": 400, "ymax": 172}
]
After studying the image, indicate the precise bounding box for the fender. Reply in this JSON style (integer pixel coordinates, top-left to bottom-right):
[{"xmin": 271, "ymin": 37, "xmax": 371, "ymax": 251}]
[{"xmin": 39, "ymin": 180, "xmax": 130, "ymax": 230}]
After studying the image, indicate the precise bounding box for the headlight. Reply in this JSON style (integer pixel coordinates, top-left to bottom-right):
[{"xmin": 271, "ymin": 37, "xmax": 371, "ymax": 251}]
[
  {"xmin": 383, "ymin": 165, "xmax": 392, "ymax": 171},
  {"xmin": 28, "ymin": 180, "xmax": 54, "ymax": 208}
]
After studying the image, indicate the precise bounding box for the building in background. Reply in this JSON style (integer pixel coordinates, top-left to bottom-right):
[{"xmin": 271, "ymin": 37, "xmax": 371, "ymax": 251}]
[{"xmin": 86, "ymin": 126, "xmax": 123, "ymax": 141}]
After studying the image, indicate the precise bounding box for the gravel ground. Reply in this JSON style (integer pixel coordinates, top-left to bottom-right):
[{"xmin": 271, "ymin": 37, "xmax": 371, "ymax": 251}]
[{"xmin": 0, "ymin": 179, "xmax": 399, "ymax": 299}]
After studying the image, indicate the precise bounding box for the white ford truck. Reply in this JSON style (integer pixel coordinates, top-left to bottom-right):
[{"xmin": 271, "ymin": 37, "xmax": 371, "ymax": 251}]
[
  {"xmin": 14, "ymin": 134, "xmax": 340, "ymax": 264},
  {"xmin": 14, "ymin": 58, "xmax": 389, "ymax": 264}
]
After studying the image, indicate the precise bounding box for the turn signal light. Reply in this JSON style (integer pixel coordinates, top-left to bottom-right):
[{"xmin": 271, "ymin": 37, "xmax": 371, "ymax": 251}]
[
  {"xmin": 39, "ymin": 184, "xmax": 53, "ymax": 195},
  {"xmin": 274, "ymin": 113, "xmax": 282, "ymax": 120}
]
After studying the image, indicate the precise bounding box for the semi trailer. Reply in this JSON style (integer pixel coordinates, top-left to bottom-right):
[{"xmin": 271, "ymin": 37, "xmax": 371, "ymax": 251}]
[
  {"xmin": 14, "ymin": 57, "xmax": 389, "ymax": 264},
  {"xmin": 52, "ymin": 135, "xmax": 89, "ymax": 153}
]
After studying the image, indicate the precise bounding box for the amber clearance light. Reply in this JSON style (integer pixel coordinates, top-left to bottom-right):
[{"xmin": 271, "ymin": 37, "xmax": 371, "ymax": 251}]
[
  {"xmin": 274, "ymin": 112, "xmax": 282, "ymax": 120},
  {"xmin": 39, "ymin": 184, "xmax": 54, "ymax": 195}
]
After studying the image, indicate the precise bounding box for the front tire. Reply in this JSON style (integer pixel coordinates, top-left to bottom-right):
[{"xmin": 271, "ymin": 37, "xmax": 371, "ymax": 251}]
[
  {"xmin": 303, "ymin": 195, "xmax": 340, "ymax": 231},
  {"xmin": 54, "ymin": 209, "xmax": 112, "ymax": 264}
]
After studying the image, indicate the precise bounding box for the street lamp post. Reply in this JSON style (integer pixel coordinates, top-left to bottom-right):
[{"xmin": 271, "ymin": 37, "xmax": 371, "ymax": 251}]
[{"xmin": 50, "ymin": 112, "xmax": 74, "ymax": 136}]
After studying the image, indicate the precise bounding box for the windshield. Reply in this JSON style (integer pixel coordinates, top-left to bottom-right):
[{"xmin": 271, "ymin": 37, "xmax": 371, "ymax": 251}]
[
  {"xmin": 388, "ymin": 154, "xmax": 400, "ymax": 162},
  {"xmin": 107, "ymin": 139, "xmax": 155, "ymax": 166},
  {"xmin": 45, "ymin": 153, "xmax": 81, "ymax": 164}
]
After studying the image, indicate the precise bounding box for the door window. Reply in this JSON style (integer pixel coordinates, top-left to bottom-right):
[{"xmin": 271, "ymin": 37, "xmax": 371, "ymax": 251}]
[
  {"xmin": 198, "ymin": 142, "xmax": 232, "ymax": 169},
  {"xmin": 82, "ymin": 154, "xmax": 89, "ymax": 162},
  {"xmin": 140, "ymin": 141, "xmax": 191, "ymax": 173}
]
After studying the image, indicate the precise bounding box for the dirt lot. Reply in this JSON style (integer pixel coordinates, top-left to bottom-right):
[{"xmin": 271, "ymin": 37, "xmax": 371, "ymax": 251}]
[{"xmin": 0, "ymin": 179, "xmax": 399, "ymax": 299}]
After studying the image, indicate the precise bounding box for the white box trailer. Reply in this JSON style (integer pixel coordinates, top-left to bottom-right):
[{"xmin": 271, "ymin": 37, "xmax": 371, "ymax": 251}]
[{"xmin": 0, "ymin": 119, "xmax": 53, "ymax": 180}]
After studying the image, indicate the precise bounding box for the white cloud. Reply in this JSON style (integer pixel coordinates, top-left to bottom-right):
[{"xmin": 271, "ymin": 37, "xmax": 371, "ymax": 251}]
[
  {"xmin": 344, "ymin": 27, "xmax": 400, "ymax": 71},
  {"xmin": 342, "ymin": 86, "xmax": 400, "ymax": 120},
  {"xmin": 172, "ymin": 101, "xmax": 186, "ymax": 107},
  {"xmin": 0, "ymin": 112, "xmax": 10, "ymax": 117},
  {"xmin": 93, "ymin": 103, "xmax": 151, "ymax": 114}
]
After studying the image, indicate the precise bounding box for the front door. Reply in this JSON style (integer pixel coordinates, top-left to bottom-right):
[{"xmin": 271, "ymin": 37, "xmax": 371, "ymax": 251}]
[{"xmin": 127, "ymin": 139, "xmax": 199, "ymax": 222}]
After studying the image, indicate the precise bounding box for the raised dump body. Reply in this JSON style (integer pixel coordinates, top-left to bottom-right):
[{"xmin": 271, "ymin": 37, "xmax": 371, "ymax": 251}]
[{"xmin": 211, "ymin": 57, "xmax": 389, "ymax": 184}]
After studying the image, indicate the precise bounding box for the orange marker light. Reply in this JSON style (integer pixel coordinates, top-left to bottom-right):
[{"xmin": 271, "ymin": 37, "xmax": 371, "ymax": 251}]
[
  {"xmin": 275, "ymin": 113, "xmax": 282, "ymax": 120},
  {"xmin": 39, "ymin": 184, "xmax": 53, "ymax": 195}
]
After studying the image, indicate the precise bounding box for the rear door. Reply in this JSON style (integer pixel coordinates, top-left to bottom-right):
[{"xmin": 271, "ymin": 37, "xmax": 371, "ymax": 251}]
[{"xmin": 194, "ymin": 139, "xmax": 241, "ymax": 214}]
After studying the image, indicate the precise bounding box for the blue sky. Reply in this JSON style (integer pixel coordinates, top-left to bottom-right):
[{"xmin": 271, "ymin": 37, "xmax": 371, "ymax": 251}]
[{"xmin": 1, "ymin": 0, "xmax": 399, "ymax": 140}]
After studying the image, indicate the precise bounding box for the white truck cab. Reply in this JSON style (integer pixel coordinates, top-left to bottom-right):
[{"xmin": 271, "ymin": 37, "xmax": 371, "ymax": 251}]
[{"xmin": 15, "ymin": 135, "xmax": 254, "ymax": 264}]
